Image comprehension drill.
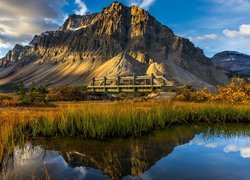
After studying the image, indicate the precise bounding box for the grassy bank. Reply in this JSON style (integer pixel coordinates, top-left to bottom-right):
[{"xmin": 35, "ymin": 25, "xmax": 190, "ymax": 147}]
[
  {"xmin": 1, "ymin": 101, "xmax": 250, "ymax": 138},
  {"xmin": 0, "ymin": 101, "xmax": 250, "ymax": 166}
]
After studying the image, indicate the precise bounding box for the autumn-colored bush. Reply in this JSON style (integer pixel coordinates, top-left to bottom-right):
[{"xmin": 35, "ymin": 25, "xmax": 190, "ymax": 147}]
[
  {"xmin": 0, "ymin": 93, "xmax": 19, "ymax": 107},
  {"xmin": 175, "ymin": 85, "xmax": 211, "ymax": 102},
  {"xmin": 176, "ymin": 78, "xmax": 250, "ymax": 104},
  {"xmin": 175, "ymin": 84, "xmax": 194, "ymax": 102},
  {"xmin": 211, "ymin": 78, "xmax": 250, "ymax": 103},
  {"xmin": 47, "ymin": 86, "xmax": 88, "ymax": 101}
]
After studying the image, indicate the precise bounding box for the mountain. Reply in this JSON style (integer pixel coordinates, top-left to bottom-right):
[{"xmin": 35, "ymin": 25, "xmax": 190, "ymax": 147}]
[
  {"xmin": 0, "ymin": 2, "xmax": 228, "ymax": 88},
  {"xmin": 212, "ymin": 51, "xmax": 250, "ymax": 77},
  {"xmin": 31, "ymin": 126, "xmax": 197, "ymax": 179}
]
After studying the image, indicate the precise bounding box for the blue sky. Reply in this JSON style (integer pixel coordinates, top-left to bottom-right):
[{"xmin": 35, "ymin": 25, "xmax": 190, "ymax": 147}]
[{"xmin": 0, "ymin": 0, "xmax": 250, "ymax": 58}]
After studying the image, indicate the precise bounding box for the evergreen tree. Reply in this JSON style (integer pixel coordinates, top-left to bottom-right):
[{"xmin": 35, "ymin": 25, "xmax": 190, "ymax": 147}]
[
  {"xmin": 37, "ymin": 85, "xmax": 49, "ymax": 104},
  {"xmin": 29, "ymin": 82, "xmax": 37, "ymax": 104},
  {"xmin": 17, "ymin": 81, "xmax": 29, "ymax": 105}
]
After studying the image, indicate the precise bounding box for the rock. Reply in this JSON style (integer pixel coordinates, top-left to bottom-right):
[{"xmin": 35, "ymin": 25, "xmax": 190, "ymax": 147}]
[
  {"xmin": 212, "ymin": 51, "xmax": 250, "ymax": 77},
  {"xmin": 0, "ymin": 2, "xmax": 228, "ymax": 88}
]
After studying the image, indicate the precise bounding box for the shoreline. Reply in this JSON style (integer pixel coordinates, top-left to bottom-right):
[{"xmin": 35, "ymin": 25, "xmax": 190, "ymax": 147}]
[
  {"xmin": 1, "ymin": 101, "xmax": 249, "ymax": 138},
  {"xmin": 1, "ymin": 101, "xmax": 250, "ymax": 166}
]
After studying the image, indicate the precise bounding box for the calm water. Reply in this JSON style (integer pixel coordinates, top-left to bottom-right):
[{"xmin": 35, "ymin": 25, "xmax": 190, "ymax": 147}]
[{"xmin": 1, "ymin": 124, "xmax": 250, "ymax": 180}]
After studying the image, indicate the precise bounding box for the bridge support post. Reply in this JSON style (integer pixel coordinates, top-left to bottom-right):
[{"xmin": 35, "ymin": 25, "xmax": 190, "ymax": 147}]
[
  {"xmin": 163, "ymin": 74, "xmax": 166, "ymax": 86},
  {"xmin": 133, "ymin": 74, "xmax": 137, "ymax": 92},
  {"xmin": 151, "ymin": 73, "xmax": 155, "ymax": 91},
  {"xmin": 117, "ymin": 75, "xmax": 121, "ymax": 93},
  {"xmin": 104, "ymin": 76, "xmax": 107, "ymax": 92},
  {"xmin": 92, "ymin": 77, "xmax": 95, "ymax": 92}
]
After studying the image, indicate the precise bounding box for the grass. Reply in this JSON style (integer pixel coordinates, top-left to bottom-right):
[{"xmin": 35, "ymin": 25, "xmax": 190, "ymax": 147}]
[
  {"xmin": 0, "ymin": 100, "xmax": 250, "ymax": 175},
  {"xmin": 0, "ymin": 93, "xmax": 19, "ymax": 107},
  {"xmin": 1, "ymin": 101, "xmax": 250, "ymax": 138}
]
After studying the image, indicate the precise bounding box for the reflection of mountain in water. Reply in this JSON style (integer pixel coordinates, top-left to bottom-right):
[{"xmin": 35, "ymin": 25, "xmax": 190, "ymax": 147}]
[
  {"xmin": 2, "ymin": 124, "xmax": 250, "ymax": 179},
  {"xmin": 32, "ymin": 126, "xmax": 198, "ymax": 179}
]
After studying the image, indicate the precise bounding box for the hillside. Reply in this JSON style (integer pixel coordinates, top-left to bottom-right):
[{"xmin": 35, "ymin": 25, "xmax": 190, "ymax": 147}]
[
  {"xmin": 0, "ymin": 2, "xmax": 228, "ymax": 88},
  {"xmin": 212, "ymin": 51, "xmax": 250, "ymax": 77}
]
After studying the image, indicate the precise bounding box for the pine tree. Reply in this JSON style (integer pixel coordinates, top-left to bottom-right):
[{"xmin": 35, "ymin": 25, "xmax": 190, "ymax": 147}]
[{"xmin": 17, "ymin": 81, "xmax": 29, "ymax": 105}]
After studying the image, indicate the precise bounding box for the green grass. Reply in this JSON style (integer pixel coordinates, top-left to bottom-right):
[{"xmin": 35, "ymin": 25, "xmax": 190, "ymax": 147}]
[
  {"xmin": 0, "ymin": 101, "xmax": 250, "ymax": 168},
  {"xmin": 4, "ymin": 101, "xmax": 249, "ymax": 139}
]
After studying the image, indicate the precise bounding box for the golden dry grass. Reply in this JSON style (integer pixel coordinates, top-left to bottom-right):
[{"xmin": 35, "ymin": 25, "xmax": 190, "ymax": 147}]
[{"xmin": 0, "ymin": 100, "xmax": 249, "ymax": 170}]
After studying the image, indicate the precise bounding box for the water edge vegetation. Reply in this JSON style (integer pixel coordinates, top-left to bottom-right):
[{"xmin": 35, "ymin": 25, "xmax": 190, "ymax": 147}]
[
  {"xmin": 0, "ymin": 78, "xmax": 250, "ymax": 177},
  {"xmin": 1, "ymin": 101, "xmax": 250, "ymax": 164}
]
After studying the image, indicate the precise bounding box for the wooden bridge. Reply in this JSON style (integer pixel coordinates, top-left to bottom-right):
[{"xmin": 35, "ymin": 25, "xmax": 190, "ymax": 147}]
[{"xmin": 87, "ymin": 74, "xmax": 177, "ymax": 93}]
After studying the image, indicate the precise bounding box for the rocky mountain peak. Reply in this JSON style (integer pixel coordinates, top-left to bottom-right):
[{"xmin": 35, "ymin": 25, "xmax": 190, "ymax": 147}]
[
  {"xmin": 106, "ymin": 1, "xmax": 126, "ymax": 11},
  {"xmin": 131, "ymin": 5, "xmax": 149, "ymax": 19},
  {"xmin": 0, "ymin": 2, "xmax": 229, "ymax": 88},
  {"xmin": 105, "ymin": 1, "xmax": 148, "ymax": 17},
  {"xmin": 60, "ymin": 13, "xmax": 97, "ymax": 31},
  {"xmin": 213, "ymin": 51, "xmax": 250, "ymax": 60},
  {"xmin": 212, "ymin": 51, "xmax": 250, "ymax": 76},
  {"xmin": 60, "ymin": 2, "xmax": 151, "ymax": 33}
]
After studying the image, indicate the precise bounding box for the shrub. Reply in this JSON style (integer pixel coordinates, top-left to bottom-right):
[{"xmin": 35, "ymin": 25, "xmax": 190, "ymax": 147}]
[
  {"xmin": 176, "ymin": 78, "xmax": 250, "ymax": 104},
  {"xmin": 211, "ymin": 78, "xmax": 250, "ymax": 103},
  {"xmin": 47, "ymin": 86, "xmax": 87, "ymax": 101},
  {"xmin": 175, "ymin": 84, "xmax": 195, "ymax": 102},
  {"xmin": 0, "ymin": 93, "xmax": 19, "ymax": 107},
  {"xmin": 17, "ymin": 82, "xmax": 49, "ymax": 106}
]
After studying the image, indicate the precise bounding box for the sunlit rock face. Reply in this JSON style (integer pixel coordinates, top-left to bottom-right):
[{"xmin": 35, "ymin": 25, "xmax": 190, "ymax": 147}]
[
  {"xmin": 212, "ymin": 51, "xmax": 250, "ymax": 77},
  {"xmin": 0, "ymin": 2, "xmax": 228, "ymax": 88}
]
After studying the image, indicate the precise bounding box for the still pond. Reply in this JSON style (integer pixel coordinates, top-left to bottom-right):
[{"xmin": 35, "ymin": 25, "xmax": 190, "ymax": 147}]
[{"xmin": 1, "ymin": 124, "xmax": 250, "ymax": 180}]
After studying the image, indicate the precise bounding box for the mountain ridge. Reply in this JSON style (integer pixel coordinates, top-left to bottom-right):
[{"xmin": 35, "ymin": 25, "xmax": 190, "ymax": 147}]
[
  {"xmin": 212, "ymin": 51, "xmax": 250, "ymax": 77},
  {"xmin": 0, "ymin": 2, "xmax": 228, "ymax": 88}
]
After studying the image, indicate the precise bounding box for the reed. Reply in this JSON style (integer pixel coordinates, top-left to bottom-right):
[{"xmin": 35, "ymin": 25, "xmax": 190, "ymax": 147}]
[
  {"xmin": 1, "ymin": 101, "xmax": 249, "ymax": 139},
  {"xmin": 0, "ymin": 101, "xmax": 250, "ymax": 172}
]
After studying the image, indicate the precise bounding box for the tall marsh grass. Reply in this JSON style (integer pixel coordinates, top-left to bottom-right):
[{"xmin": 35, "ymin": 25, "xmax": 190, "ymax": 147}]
[
  {"xmin": 1, "ymin": 101, "xmax": 249, "ymax": 139},
  {"xmin": 0, "ymin": 101, "xmax": 250, "ymax": 169}
]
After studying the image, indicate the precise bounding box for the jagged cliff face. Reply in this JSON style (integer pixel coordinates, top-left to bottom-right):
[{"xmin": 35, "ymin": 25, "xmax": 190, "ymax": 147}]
[
  {"xmin": 0, "ymin": 2, "xmax": 228, "ymax": 88},
  {"xmin": 212, "ymin": 51, "xmax": 250, "ymax": 77}
]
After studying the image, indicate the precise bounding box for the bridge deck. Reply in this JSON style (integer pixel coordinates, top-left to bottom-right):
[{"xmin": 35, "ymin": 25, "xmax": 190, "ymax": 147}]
[{"xmin": 87, "ymin": 74, "xmax": 176, "ymax": 93}]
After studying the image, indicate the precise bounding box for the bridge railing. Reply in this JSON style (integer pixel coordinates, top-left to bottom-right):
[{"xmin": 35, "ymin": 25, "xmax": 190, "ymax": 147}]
[{"xmin": 87, "ymin": 74, "xmax": 176, "ymax": 92}]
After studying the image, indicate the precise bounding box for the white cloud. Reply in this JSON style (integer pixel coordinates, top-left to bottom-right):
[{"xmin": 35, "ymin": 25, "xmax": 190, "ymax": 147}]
[
  {"xmin": 224, "ymin": 145, "xmax": 250, "ymax": 158},
  {"xmin": 180, "ymin": 0, "xmax": 250, "ymax": 56},
  {"xmin": 188, "ymin": 136, "xmax": 219, "ymax": 149},
  {"xmin": 129, "ymin": 0, "xmax": 156, "ymax": 10},
  {"xmin": 192, "ymin": 34, "xmax": 250, "ymax": 57},
  {"xmin": 204, "ymin": 143, "xmax": 219, "ymax": 148},
  {"xmin": 0, "ymin": 0, "xmax": 68, "ymax": 54},
  {"xmin": 185, "ymin": 23, "xmax": 250, "ymax": 57},
  {"xmin": 74, "ymin": 0, "xmax": 88, "ymax": 15},
  {"xmin": 239, "ymin": 24, "xmax": 250, "ymax": 36},
  {"xmin": 224, "ymin": 144, "xmax": 238, "ymax": 153},
  {"xmin": 202, "ymin": 34, "xmax": 217, "ymax": 39},
  {"xmin": 190, "ymin": 135, "xmax": 250, "ymax": 159},
  {"xmin": 222, "ymin": 29, "xmax": 238, "ymax": 39},
  {"xmin": 0, "ymin": 39, "xmax": 11, "ymax": 48},
  {"xmin": 188, "ymin": 33, "xmax": 217, "ymax": 42},
  {"xmin": 206, "ymin": 23, "xmax": 250, "ymax": 55},
  {"xmin": 223, "ymin": 24, "xmax": 250, "ymax": 38},
  {"xmin": 241, "ymin": 147, "xmax": 250, "ymax": 158}
]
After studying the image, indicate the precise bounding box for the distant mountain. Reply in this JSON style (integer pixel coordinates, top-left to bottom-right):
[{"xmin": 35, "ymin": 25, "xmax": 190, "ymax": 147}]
[
  {"xmin": 0, "ymin": 2, "xmax": 228, "ymax": 88},
  {"xmin": 212, "ymin": 51, "xmax": 250, "ymax": 77}
]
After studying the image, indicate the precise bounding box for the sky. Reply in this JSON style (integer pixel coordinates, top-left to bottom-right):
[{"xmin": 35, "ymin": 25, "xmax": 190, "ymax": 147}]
[{"xmin": 0, "ymin": 0, "xmax": 250, "ymax": 58}]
